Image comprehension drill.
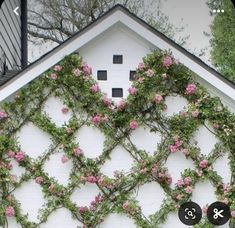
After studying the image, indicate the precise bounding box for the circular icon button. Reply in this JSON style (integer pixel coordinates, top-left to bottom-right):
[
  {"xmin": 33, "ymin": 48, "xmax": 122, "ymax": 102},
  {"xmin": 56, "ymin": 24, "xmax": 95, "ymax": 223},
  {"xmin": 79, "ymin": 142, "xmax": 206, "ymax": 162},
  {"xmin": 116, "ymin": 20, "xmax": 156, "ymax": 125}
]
[
  {"xmin": 207, "ymin": 202, "xmax": 231, "ymax": 226},
  {"xmin": 178, "ymin": 202, "xmax": 202, "ymax": 225}
]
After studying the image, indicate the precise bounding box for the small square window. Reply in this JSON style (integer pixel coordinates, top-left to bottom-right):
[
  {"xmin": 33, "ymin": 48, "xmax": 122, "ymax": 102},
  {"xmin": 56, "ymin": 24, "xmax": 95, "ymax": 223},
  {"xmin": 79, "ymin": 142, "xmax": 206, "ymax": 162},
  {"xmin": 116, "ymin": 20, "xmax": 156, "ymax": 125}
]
[
  {"xmin": 112, "ymin": 88, "xmax": 123, "ymax": 97},
  {"xmin": 113, "ymin": 55, "xmax": 123, "ymax": 64},
  {"xmin": 97, "ymin": 70, "xmax": 107, "ymax": 80},
  {"xmin": 129, "ymin": 71, "xmax": 136, "ymax": 81}
]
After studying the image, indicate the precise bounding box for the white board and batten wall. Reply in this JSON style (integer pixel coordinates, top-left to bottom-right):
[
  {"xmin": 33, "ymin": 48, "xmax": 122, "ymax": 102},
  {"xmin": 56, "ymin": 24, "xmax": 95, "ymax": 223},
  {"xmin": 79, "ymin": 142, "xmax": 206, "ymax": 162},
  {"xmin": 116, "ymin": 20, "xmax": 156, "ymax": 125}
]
[{"xmin": 1, "ymin": 7, "xmax": 234, "ymax": 228}]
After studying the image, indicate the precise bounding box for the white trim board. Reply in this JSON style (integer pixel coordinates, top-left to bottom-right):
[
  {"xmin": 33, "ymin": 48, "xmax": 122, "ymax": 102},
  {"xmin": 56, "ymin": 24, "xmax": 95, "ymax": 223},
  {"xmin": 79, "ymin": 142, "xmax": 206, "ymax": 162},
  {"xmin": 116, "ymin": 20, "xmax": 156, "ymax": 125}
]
[{"xmin": 0, "ymin": 6, "xmax": 234, "ymax": 103}]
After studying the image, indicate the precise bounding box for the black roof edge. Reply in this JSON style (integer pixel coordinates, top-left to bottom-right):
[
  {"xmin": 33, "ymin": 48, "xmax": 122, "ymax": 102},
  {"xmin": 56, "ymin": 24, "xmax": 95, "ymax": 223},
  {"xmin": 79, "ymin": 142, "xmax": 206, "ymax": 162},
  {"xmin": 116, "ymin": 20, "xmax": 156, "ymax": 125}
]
[{"xmin": 1, "ymin": 4, "xmax": 235, "ymax": 90}]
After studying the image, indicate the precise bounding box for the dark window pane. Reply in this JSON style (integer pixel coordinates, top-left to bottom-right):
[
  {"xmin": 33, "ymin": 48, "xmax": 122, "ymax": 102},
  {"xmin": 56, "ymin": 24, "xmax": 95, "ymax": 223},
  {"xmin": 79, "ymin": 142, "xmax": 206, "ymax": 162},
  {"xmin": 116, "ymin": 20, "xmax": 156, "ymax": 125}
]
[
  {"xmin": 113, "ymin": 55, "xmax": 123, "ymax": 64},
  {"xmin": 97, "ymin": 70, "xmax": 107, "ymax": 80},
  {"xmin": 112, "ymin": 88, "xmax": 123, "ymax": 97},
  {"xmin": 129, "ymin": 70, "xmax": 136, "ymax": 81}
]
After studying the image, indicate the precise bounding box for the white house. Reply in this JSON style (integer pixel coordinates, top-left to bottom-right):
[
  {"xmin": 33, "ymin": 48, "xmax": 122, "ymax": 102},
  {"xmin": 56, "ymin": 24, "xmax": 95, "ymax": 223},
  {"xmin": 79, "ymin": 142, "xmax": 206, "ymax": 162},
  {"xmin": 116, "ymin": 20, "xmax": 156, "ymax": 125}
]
[{"xmin": 0, "ymin": 4, "xmax": 234, "ymax": 228}]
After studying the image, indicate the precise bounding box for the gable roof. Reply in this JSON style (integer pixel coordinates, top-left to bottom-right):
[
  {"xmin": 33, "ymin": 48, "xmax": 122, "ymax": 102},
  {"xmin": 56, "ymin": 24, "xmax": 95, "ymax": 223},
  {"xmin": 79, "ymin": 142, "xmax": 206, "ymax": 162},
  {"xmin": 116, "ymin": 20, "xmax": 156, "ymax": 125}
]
[{"xmin": 0, "ymin": 4, "xmax": 234, "ymax": 103}]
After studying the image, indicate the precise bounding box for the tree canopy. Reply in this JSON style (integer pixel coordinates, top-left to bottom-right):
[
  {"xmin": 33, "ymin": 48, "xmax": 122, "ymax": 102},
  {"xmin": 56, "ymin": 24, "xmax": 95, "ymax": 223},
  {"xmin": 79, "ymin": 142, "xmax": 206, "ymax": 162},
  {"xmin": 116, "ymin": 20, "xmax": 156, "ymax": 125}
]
[{"xmin": 208, "ymin": 0, "xmax": 235, "ymax": 83}]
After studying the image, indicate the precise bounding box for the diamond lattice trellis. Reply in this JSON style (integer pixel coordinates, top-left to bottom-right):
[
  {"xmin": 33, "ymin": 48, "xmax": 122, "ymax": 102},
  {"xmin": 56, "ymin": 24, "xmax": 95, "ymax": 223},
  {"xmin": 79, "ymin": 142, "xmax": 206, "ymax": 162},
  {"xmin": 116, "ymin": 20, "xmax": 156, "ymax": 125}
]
[{"xmin": 0, "ymin": 52, "xmax": 234, "ymax": 228}]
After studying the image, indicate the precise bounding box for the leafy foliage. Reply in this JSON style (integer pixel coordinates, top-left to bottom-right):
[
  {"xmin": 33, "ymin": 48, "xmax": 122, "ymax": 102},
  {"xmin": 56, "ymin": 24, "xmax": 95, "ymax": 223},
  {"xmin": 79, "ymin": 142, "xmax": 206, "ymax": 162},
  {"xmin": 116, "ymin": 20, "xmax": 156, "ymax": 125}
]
[{"xmin": 0, "ymin": 50, "xmax": 234, "ymax": 227}]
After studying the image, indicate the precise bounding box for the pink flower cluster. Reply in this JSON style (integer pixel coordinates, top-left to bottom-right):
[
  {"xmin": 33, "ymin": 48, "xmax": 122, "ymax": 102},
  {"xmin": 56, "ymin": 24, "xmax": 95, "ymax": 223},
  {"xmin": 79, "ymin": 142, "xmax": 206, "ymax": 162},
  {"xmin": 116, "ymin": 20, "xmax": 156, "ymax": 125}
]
[
  {"xmin": 73, "ymin": 68, "xmax": 81, "ymax": 77},
  {"xmin": 231, "ymin": 211, "xmax": 235, "ymax": 218},
  {"xmin": 61, "ymin": 107, "xmax": 69, "ymax": 114},
  {"xmin": 92, "ymin": 115, "xmax": 101, "ymax": 125},
  {"xmin": 54, "ymin": 65, "xmax": 62, "ymax": 72},
  {"xmin": 102, "ymin": 95, "xmax": 112, "ymax": 107},
  {"xmin": 50, "ymin": 73, "xmax": 57, "ymax": 80},
  {"xmin": 0, "ymin": 111, "xmax": 7, "ymax": 119},
  {"xmin": 35, "ymin": 176, "xmax": 44, "ymax": 185},
  {"xmin": 129, "ymin": 120, "xmax": 138, "ymax": 130},
  {"xmin": 128, "ymin": 87, "xmax": 138, "ymax": 95},
  {"xmin": 73, "ymin": 147, "xmax": 82, "ymax": 156},
  {"xmin": 122, "ymin": 201, "xmax": 131, "ymax": 211},
  {"xmin": 170, "ymin": 136, "xmax": 183, "ymax": 153},
  {"xmin": 81, "ymin": 62, "xmax": 92, "ymax": 76},
  {"xmin": 61, "ymin": 155, "xmax": 69, "ymax": 163},
  {"xmin": 5, "ymin": 206, "xmax": 15, "ymax": 217},
  {"xmin": 87, "ymin": 175, "xmax": 97, "ymax": 183},
  {"xmin": 186, "ymin": 83, "xmax": 197, "ymax": 95},
  {"xmin": 155, "ymin": 94, "xmax": 163, "ymax": 104},
  {"xmin": 90, "ymin": 194, "xmax": 103, "ymax": 211},
  {"xmin": 15, "ymin": 151, "xmax": 25, "ymax": 162},
  {"xmin": 192, "ymin": 109, "xmax": 199, "ymax": 118},
  {"xmin": 79, "ymin": 206, "xmax": 88, "ymax": 214},
  {"xmin": 146, "ymin": 69, "xmax": 154, "ymax": 77},
  {"xmin": 116, "ymin": 100, "xmax": 126, "ymax": 110},
  {"xmin": 138, "ymin": 62, "xmax": 145, "ymax": 71},
  {"xmin": 163, "ymin": 56, "xmax": 173, "ymax": 68},
  {"xmin": 90, "ymin": 83, "xmax": 99, "ymax": 93},
  {"xmin": 177, "ymin": 176, "xmax": 192, "ymax": 188},
  {"xmin": 199, "ymin": 159, "xmax": 208, "ymax": 169},
  {"xmin": 185, "ymin": 186, "xmax": 193, "ymax": 194}
]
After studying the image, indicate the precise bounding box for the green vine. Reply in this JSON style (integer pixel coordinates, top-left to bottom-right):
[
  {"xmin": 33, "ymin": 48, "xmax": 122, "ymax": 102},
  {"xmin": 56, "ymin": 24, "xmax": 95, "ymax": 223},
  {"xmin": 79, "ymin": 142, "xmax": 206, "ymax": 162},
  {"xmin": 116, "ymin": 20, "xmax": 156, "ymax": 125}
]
[{"xmin": 0, "ymin": 51, "xmax": 234, "ymax": 228}]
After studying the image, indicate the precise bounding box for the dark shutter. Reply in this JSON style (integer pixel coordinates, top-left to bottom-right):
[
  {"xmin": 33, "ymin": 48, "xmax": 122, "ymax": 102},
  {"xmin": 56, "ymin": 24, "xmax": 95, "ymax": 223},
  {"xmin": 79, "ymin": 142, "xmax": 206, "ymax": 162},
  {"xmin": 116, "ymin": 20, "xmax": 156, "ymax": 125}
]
[{"xmin": 112, "ymin": 88, "xmax": 123, "ymax": 97}]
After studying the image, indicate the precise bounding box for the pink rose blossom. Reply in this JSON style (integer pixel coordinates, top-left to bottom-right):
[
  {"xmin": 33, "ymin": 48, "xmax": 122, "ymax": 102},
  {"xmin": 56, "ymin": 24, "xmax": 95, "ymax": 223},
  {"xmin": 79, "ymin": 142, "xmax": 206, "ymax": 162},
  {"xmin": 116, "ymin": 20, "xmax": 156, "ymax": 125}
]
[
  {"xmin": 179, "ymin": 110, "xmax": 187, "ymax": 117},
  {"xmin": 186, "ymin": 83, "xmax": 197, "ymax": 94},
  {"xmin": 170, "ymin": 145, "xmax": 178, "ymax": 153},
  {"xmin": 10, "ymin": 175, "xmax": 17, "ymax": 183},
  {"xmin": 185, "ymin": 186, "xmax": 193, "ymax": 194},
  {"xmin": 163, "ymin": 56, "xmax": 173, "ymax": 68},
  {"xmin": 122, "ymin": 201, "xmax": 129, "ymax": 210},
  {"xmin": 92, "ymin": 115, "xmax": 101, "ymax": 125},
  {"xmin": 137, "ymin": 77, "xmax": 144, "ymax": 83},
  {"xmin": 138, "ymin": 62, "xmax": 145, "ymax": 70},
  {"xmin": 196, "ymin": 169, "xmax": 203, "ymax": 177},
  {"xmin": 15, "ymin": 151, "xmax": 25, "ymax": 162},
  {"xmin": 103, "ymin": 95, "xmax": 112, "ymax": 107},
  {"xmin": 184, "ymin": 177, "xmax": 192, "ymax": 185},
  {"xmin": 117, "ymin": 100, "xmax": 126, "ymax": 110},
  {"xmin": 175, "ymin": 139, "xmax": 183, "ymax": 148},
  {"xmin": 87, "ymin": 175, "xmax": 97, "ymax": 183},
  {"xmin": 61, "ymin": 155, "xmax": 69, "ymax": 163},
  {"xmin": 5, "ymin": 206, "xmax": 15, "ymax": 217},
  {"xmin": 199, "ymin": 159, "xmax": 208, "ymax": 169},
  {"xmin": 7, "ymin": 150, "xmax": 15, "ymax": 158},
  {"xmin": 182, "ymin": 148, "xmax": 189, "ymax": 156},
  {"xmin": 128, "ymin": 87, "xmax": 138, "ymax": 95},
  {"xmin": 61, "ymin": 107, "xmax": 69, "ymax": 114},
  {"xmin": 155, "ymin": 94, "xmax": 163, "ymax": 103},
  {"xmin": 54, "ymin": 65, "xmax": 62, "ymax": 72},
  {"xmin": 192, "ymin": 110, "xmax": 199, "ymax": 118},
  {"xmin": 177, "ymin": 179, "xmax": 185, "ymax": 188},
  {"xmin": 50, "ymin": 73, "xmax": 57, "ymax": 80},
  {"xmin": 223, "ymin": 198, "xmax": 229, "ymax": 204},
  {"xmin": 66, "ymin": 127, "xmax": 73, "ymax": 134},
  {"xmin": 129, "ymin": 120, "xmax": 138, "ymax": 130},
  {"xmin": 202, "ymin": 206, "xmax": 208, "ymax": 214},
  {"xmin": 0, "ymin": 111, "xmax": 7, "ymax": 119},
  {"xmin": 73, "ymin": 147, "xmax": 82, "ymax": 156},
  {"xmin": 231, "ymin": 211, "xmax": 235, "ymax": 218},
  {"xmin": 213, "ymin": 123, "xmax": 219, "ymax": 129},
  {"xmin": 167, "ymin": 175, "xmax": 172, "ymax": 185},
  {"xmin": 176, "ymin": 194, "xmax": 182, "ymax": 200},
  {"xmin": 73, "ymin": 68, "xmax": 81, "ymax": 77},
  {"xmin": 35, "ymin": 176, "xmax": 44, "ymax": 185},
  {"xmin": 146, "ymin": 69, "xmax": 154, "ymax": 77},
  {"xmin": 91, "ymin": 84, "xmax": 99, "ymax": 93},
  {"xmin": 82, "ymin": 62, "xmax": 92, "ymax": 75},
  {"xmin": 79, "ymin": 206, "xmax": 88, "ymax": 213}
]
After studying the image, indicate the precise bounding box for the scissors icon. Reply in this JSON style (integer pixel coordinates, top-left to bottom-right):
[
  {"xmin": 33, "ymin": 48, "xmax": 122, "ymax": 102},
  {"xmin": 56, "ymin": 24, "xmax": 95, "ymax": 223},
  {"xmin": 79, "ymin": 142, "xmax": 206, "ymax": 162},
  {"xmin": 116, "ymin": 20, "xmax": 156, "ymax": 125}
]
[{"xmin": 213, "ymin": 208, "xmax": 224, "ymax": 219}]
